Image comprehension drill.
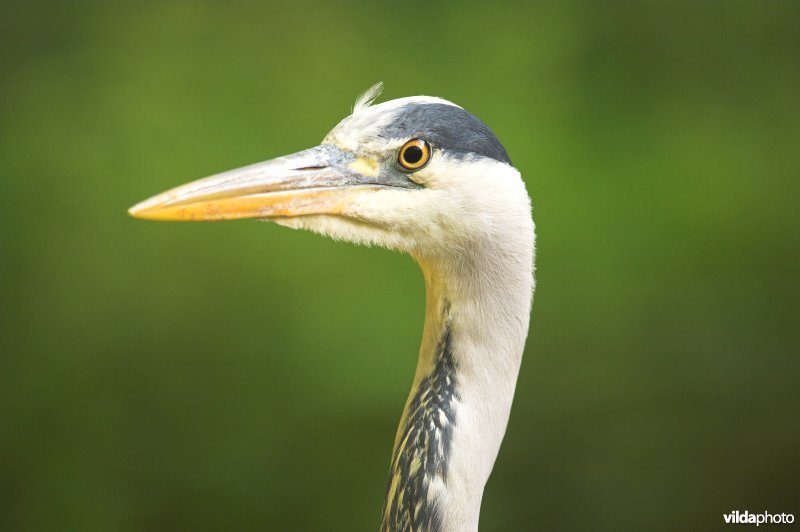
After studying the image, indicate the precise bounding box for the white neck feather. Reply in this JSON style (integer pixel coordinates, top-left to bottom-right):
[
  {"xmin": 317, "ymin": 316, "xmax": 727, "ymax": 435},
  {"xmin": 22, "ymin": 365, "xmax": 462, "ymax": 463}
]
[
  {"xmin": 423, "ymin": 240, "xmax": 533, "ymax": 531},
  {"xmin": 382, "ymin": 210, "xmax": 535, "ymax": 531}
]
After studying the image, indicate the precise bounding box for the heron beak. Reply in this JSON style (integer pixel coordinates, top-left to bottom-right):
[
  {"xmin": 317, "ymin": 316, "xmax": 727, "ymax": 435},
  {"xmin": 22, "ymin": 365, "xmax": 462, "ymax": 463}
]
[{"xmin": 128, "ymin": 144, "xmax": 383, "ymax": 221}]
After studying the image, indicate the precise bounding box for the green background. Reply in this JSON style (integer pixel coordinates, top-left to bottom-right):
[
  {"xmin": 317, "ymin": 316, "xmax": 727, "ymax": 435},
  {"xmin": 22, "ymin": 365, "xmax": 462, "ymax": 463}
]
[{"xmin": 2, "ymin": 1, "xmax": 798, "ymax": 530}]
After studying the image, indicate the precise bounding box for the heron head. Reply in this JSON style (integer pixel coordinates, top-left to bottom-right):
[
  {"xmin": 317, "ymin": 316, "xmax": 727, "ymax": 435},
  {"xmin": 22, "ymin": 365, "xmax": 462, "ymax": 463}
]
[{"xmin": 129, "ymin": 84, "xmax": 531, "ymax": 259}]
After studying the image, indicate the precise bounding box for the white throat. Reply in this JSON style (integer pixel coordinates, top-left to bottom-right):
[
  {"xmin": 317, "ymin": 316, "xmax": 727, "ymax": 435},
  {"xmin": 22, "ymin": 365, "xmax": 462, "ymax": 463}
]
[{"xmin": 381, "ymin": 214, "xmax": 535, "ymax": 531}]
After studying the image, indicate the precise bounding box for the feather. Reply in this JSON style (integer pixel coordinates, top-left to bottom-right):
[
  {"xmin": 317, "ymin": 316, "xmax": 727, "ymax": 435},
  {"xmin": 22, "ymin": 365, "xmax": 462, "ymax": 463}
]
[{"xmin": 353, "ymin": 81, "xmax": 384, "ymax": 114}]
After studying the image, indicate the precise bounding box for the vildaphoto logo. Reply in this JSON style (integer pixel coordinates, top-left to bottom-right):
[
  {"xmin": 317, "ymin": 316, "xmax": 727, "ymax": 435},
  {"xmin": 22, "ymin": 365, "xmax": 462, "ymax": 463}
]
[{"xmin": 723, "ymin": 510, "xmax": 795, "ymax": 526}]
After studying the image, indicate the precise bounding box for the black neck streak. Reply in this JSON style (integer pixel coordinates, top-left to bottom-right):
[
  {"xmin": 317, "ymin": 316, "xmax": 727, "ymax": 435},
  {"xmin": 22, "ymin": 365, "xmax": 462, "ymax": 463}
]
[{"xmin": 381, "ymin": 307, "xmax": 458, "ymax": 532}]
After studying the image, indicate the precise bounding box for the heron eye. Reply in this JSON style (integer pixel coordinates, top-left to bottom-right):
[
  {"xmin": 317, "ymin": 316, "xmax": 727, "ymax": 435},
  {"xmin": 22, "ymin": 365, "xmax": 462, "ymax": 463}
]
[{"xmin": 398, "ymin": 139, "xmax": 431, "ymax": 170}]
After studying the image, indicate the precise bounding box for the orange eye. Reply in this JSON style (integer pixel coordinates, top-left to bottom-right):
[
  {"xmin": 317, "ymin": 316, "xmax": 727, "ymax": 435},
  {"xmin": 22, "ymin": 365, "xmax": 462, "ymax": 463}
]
[{"xmin": 398, "ymin": 139, "xmax": 431, "ymax": 171}]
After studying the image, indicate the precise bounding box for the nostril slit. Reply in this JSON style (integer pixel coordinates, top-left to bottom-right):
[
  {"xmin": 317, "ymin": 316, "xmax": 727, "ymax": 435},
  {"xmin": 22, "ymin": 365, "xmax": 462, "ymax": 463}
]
[{"xmin": 294, "ymin": 165, "xmax": 327, "ymax": 171}]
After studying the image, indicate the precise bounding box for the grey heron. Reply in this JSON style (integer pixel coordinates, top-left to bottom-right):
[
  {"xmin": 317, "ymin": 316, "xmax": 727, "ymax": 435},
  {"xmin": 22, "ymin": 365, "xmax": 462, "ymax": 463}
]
[{"xmin": 129, "ymin": 83, "xmax": 535, "ymax": 531}]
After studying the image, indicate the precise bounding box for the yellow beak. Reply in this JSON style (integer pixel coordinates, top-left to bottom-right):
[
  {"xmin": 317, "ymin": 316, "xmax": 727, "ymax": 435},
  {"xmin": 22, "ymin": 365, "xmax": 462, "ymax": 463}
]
[{"xmin": 129, "ymin": 144, "xmax": 389, "ymax": 222}]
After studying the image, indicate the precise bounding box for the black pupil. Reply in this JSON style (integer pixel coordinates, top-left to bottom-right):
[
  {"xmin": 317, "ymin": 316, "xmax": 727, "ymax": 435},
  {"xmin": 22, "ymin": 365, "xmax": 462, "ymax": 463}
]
[{"xmin": 403, "ymin": 145, "xmax": 424, "ymax": 164}]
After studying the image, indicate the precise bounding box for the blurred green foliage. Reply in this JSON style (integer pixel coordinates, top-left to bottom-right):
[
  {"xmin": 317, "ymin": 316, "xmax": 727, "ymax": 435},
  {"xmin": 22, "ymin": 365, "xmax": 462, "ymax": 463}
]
[{"xmin": 1, "ymin": 1, "xmax": 799, "ymax": 530}]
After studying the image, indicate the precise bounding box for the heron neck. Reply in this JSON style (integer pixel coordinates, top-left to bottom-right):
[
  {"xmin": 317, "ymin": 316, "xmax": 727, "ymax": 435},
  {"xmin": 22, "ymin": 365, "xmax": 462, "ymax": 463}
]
[{"xmin": 381, "ymin": 238, "xmax": 534, "ymax": 532}]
